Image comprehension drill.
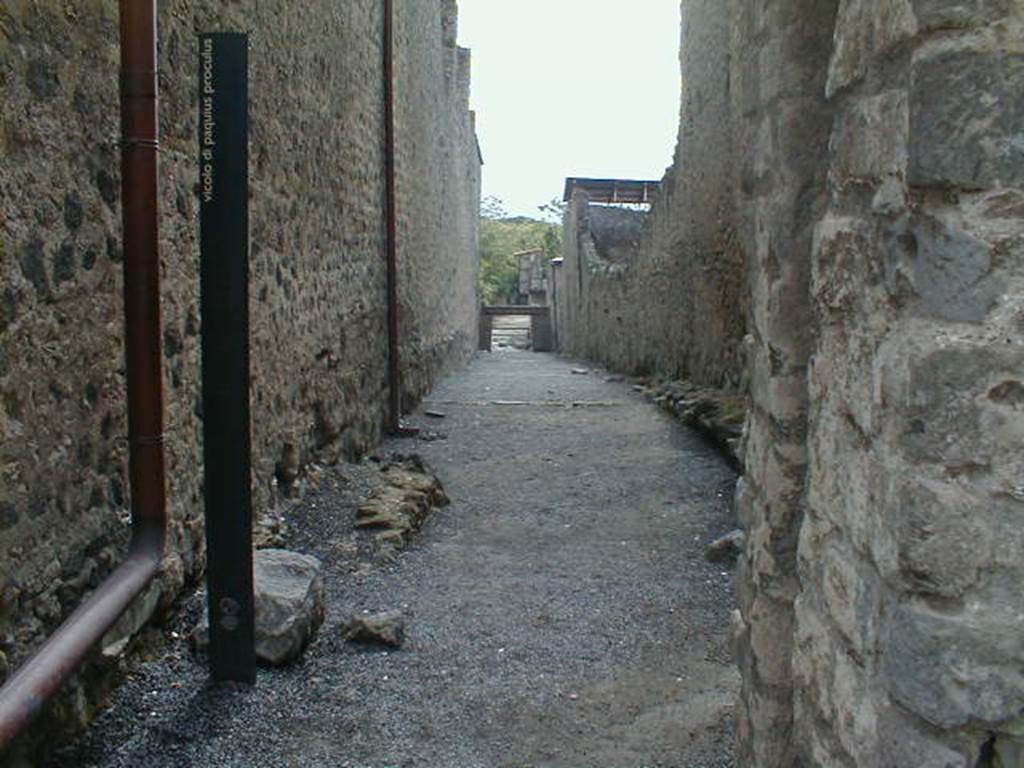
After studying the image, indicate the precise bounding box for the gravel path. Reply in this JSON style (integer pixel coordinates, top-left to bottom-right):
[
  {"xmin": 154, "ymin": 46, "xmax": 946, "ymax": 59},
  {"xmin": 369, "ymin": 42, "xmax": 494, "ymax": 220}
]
[{"xmin": 53, "ymin": 349, "xmax": 739, "ymax": 768}]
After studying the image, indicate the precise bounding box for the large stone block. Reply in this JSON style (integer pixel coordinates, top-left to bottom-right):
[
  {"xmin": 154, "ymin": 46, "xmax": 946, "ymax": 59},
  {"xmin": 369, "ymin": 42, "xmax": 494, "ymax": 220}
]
[
  {"xmin": 891, "ymin": 478, "xmax": 991, "ymax": 598},
  {"xmin": 909, "ymin": 210, "xmax": 1004, "ymax": 323},
  {"xmin": 875, "ymin": 707, "xmax": 970, "ymax": 768},
  {"xmin": 831, "ymin": 90, "xmax": 909, "ymax": 184},
  {"xmin": 885, "ymin": 581, "xmax": 1024, "ymax": 727},
  {"xmin": 827, "ymin": 0, "xmax": 917, "ymax": 96},
  {"xmin": 909, "ymin": 50, "xmax": 1024, "ymax": 189},
  {"xmin": 893, "ymin": 340, "xmax": 1024, "ymax": 465},
  {"xmin": 911, "ymin": 0, "xmax": 1014, "ymax": 31}
]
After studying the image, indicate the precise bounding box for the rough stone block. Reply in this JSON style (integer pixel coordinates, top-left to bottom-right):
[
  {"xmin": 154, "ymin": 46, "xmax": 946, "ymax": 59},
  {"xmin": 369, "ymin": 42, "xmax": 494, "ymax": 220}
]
[
  {"xmin": 341, "ymin": 611, "xmax": 405, "ymax": 648},
  {"xmin": 827, "ymin": 0, "xmax": 917, "ymax": 96},
  {"xmin": 896, "ymin": 341, "xmax": 1024, "ymax": 465},
  {"xmin": 911, "ymin": 210, "xmax": 1004, "ymax": 323},
  {"xmin": 892, "ymin": 478, "xmax": 990, "ymax": 597},
  {"xmin": 831, "ymin": 90, "xmax": 908, "ymax": 183},
  {"xmin": 911, "ymin": 0, "xmax": 1013, "ymax": 31},
  {"xmin": 706, "ymin": 529, "xmax": 746, "ymax": 564},
  {"xmin": 875, "ymin": 707, "xmax": 969, "ymax": 768},
  {"xmin": 193, "ymin": 548, "xmax": 325, "ymax": 666},
  {"xmin": 820, "ymin": 544, "xmax": 873, "ymax": 655},
  {"xmin": 744, "ymin": 593, "xmax": 799, "ymax": 687},
  {"xmin": 885, "ymin": 582, "xmax": 1024, "ymax": 727},
  {"xmin": 909, "ymin": 50, "xmax": 1024, "ymax": 189}
]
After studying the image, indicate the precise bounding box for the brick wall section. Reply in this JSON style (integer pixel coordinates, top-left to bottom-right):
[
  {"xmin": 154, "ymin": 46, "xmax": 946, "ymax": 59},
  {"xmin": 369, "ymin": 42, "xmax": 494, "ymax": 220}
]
[
  {"xmin": 0, "ymin": 0, "xmax": 479, "ymax": 689},
  {"xmin": 551, "ymin": 0, "xmax": 746, "ymax": 389}
]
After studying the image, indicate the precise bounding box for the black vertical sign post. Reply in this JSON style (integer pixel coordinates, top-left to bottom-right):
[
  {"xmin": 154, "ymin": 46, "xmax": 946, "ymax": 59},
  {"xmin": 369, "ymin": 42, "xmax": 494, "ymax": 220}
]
[{"xmin": 198, "ymin": 33, "xmax": 255, "ymax": 684}]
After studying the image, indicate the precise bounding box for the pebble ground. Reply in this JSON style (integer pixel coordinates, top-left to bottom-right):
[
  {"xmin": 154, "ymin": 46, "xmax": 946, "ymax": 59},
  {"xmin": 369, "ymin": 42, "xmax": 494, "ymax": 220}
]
[{"xmin": 52, "ymin": 349, "xmax": 739, "ymax": 768}]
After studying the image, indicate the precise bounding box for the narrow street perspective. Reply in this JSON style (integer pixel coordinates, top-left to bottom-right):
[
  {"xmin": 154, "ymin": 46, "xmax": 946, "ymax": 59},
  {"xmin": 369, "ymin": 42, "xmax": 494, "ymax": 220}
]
[
  {"xmin": 52, "ymin": 349, "xmax": 739, "ymax": 767},
  {"xmin": 1, "ymin": 0, "xmax": 1022, "ymax": 766}
]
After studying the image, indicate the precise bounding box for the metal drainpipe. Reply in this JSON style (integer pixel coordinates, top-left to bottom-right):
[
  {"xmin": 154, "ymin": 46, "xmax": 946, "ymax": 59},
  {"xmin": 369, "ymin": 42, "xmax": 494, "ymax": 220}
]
[
  {"xmin": 383, "ymin": 0, "xmax": 402, "ymax": 434},
  {"xmin": 0, "ymin": 0, "xmax": 166, "ymax": 750}
]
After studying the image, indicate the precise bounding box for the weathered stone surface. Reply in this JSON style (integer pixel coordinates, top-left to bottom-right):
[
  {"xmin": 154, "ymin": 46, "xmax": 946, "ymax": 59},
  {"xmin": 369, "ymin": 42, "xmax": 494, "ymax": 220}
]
[
  {"xmin": 827, "ymin": 0, "xmax": 916, "ymax": 96},
  {"xmin": 909, "ymin": 50, "xmax": 1024, "ymax": 189},
  {"xmin": 0, "ymin": 1, "xmax": 479, "ymax": 751},
  {"xmin": 895, "ymin": 342, "xmax": 1024, "ymax": 466},
  {"xmin": 885, "ymin": 585, "xmax": 1024, "ymax": 727},
  {"xmin": 356, "ymin": 457, "xmax": 449, "ymax": 548},
  {"xmin": 874, "ymin": 707, "xmax": 969, "ymax": 768},
  {"xmin": 911, "ymin": 0, "xmax": 1013, "ymax": 31},
  {"xmin": 906, "ymin": 212, "xmax": 1004, "ymax": 323},
  {"xmin": 831, "ymin": 90, "xmax": 908, "ymax": 184},
  {"xmin": 341, "ymin": 611, "xmax": 406, "ymax": 649},
  {"xmin": 193, "ymin": 549, "xmax": 326, "ymax": 666},
  {"xmin": 994, "ymin": 737, "xmax": 1024, "ymax": 768},
  {"xmin": 892, "ymin": 479, "xmax": 990, "ymax": 598}
]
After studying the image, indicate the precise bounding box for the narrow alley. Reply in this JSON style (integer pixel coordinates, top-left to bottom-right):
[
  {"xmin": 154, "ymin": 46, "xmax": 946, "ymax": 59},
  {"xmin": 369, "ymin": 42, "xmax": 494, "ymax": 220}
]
[
  {"xmin": 54, "ymin": 350, "xmax": 739, "ymax": 768},
  {"xmin": 4, "ymin": 1, "xmax": 1021, "ymax": 764}
]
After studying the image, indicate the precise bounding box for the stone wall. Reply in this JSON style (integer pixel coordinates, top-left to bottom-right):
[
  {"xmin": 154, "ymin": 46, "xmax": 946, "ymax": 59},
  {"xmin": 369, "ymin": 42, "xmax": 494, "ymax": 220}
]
[
  {"xmin": 0, "ymin": 0, "xmax": 478, "ymax": 719},
  {"xmin": 550, "ymin": 0, "xmax": 746, "ymax": 389},
  {"xmin": 729, "ymin": 1, "xmax": 841, "ymax": 764},
  {"xmin": 791, "ymin": 1, "xmax": 1024, "ymax": 765},
  {"xmin": 734, "ymin": 0, "xmax": 1024, "ymax": 765},
  {"xmin": 554, "ymin": 0, "xmax": 1024, "ymax": 765},
  {"xmin": 394, "ymin": 0, "xmax": 481, "ymax": 409},
  {"xmin": 554, "ymin": 198, "xmax": 647, "ymax": 370}
]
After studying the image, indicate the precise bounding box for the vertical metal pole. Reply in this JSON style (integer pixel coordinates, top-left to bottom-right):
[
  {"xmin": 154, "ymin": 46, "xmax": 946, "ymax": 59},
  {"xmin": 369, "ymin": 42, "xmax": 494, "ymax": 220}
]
[
  {"xmin": 198, "ymin": 32, "xmax": 255, "ymax": 684},
  {"xmin": 383, "ymin": 0, "xmax": 402, "ymax": 433}
]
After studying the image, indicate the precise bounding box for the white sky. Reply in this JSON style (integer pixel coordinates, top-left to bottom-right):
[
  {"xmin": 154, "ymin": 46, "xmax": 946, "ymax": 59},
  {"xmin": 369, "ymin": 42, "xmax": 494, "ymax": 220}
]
[{"xmin": 457, "ymin": 1, "xmax": 682, "ymax": 220}]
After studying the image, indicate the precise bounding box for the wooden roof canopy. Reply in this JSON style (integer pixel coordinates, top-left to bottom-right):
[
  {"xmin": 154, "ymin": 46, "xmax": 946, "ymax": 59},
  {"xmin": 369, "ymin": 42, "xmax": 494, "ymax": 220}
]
[{"xmin": 562, "ymin": 177, "xmax": 661, "ymax": 204}]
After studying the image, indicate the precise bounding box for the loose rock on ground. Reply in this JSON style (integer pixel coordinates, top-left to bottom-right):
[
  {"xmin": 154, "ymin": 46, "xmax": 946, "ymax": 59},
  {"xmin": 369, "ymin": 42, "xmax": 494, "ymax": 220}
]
[{"xmin": 192, "ymin": 548, "xmax": 325, "ymax": 666}]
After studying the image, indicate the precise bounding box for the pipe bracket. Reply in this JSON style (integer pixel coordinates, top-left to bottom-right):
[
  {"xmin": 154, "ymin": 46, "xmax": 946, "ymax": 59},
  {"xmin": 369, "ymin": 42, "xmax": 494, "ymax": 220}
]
[{"xmin": 121, "ymin": 138, "xmax": 161, "ymax": 150}]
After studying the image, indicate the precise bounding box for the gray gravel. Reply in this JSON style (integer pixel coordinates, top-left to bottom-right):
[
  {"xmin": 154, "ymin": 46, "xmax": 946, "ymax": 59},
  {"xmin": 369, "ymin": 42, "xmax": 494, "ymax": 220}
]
[{"xmin": 51, "ymin": 349, "xmax": 739, "ymax": 768}]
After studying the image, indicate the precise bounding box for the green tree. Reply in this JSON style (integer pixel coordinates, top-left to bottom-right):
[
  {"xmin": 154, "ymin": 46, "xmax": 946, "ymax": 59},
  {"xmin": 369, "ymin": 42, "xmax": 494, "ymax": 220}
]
[{"xmin": 478, "ymin": 198, "xmax": 561, "ymax": 305}]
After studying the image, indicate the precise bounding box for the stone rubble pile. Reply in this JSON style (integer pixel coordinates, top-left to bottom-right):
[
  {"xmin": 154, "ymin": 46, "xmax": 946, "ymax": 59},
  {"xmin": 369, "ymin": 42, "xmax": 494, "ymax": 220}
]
[{"xmin": 355, "ymin": 455, "xmax": 449, "ymax": 549}]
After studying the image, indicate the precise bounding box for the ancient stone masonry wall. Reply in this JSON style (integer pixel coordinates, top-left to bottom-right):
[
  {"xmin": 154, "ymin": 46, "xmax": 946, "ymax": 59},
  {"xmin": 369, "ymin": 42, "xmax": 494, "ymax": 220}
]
[
  {"xmin": 0, "ymin": 0, "xmax": 479, "ymax": 714},
  {"xmin": 551, "ymin": 0, "xmax": 746, "ymax": 390},
  {"xmin": 735, "ymin": 0, "xmax": 1024, "ymax": 765},
  {"xmin": 729, "ymin": 1, "xmax": 841, "ymax": 765},
  {"xmin": 792, "ymin": 1, "xmax": 1024, "ymax": 765},
  {"xmin": 555, "ymin": 1, "xmax": 1024, "ymax": 765},
  {"xmin": 556, "ymin": 197, "xmax": 647, "ymax": 370},
  {"xmin": 394, "ymin": 0, "xmax": 481, "ymax": 409}
]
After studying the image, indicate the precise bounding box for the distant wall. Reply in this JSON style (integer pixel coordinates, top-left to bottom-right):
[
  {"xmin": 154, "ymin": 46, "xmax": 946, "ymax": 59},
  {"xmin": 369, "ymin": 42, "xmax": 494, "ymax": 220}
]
[
  {"xmin": 551, "ymin": 0, "xmax": 746, "ymax": 389},
  {"xmin": 0, "ymin": 0, "xmax": 478, "ymax": 731},
  {"xmin": 555, "ymin": 199, "xmax": 646, "ymax": 369},
  {"xmin": 395, "ymin": 0, "xmax": 481, "ymax": 407}
]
